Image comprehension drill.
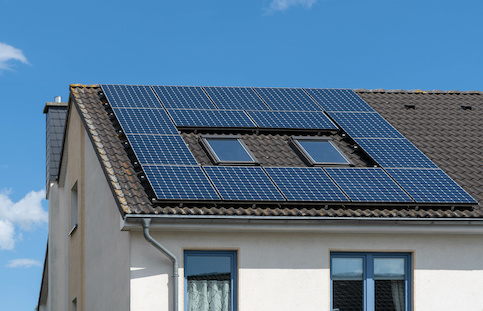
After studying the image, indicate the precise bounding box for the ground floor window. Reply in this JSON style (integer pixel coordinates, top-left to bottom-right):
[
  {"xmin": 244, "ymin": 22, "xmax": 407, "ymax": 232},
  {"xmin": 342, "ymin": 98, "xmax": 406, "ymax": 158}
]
[
  {"xmin": 184, "ymin": 251, "xmax": 237, "ymax": 311},
  {"xmin": 331, "ymin": 252, "xmax": 411, "ymax": 311}
]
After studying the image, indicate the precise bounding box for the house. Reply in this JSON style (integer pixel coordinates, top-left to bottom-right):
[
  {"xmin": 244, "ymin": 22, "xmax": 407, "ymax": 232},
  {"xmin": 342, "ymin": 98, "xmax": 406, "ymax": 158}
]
[{"xmin": 39, "ymin": 85, "xmax": 483, "ymax": 311}]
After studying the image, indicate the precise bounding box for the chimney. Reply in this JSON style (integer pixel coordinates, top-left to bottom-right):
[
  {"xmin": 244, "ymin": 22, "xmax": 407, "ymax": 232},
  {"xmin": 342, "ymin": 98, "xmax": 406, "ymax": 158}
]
[{"xmin": 43, "ymin": 97, "xmax": 68, "ymax": 197}]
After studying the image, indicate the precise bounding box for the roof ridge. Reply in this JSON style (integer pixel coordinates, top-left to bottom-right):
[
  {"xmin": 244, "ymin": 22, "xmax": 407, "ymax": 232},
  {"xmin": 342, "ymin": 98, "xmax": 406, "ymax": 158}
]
[{"xmin": 355, "ymin": 89, "xmax": 480, "ymax": 94}]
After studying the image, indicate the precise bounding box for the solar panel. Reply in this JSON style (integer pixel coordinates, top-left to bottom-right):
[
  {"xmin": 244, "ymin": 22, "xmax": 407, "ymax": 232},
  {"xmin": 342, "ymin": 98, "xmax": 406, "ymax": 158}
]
[
  {"xmin": 264, "ymin": 167, "xmax": 349, "ymax": 202},
  {"xmin": 143, "ymin": 165, "xmax": 220, "ymax": 200},
  {"xmin": 356, "ymin": 138, "xmax": 438, "ymax": 169},
  {"xmin": 253, "ymin": 87, "xmax": 323, "ymax": 111},
  {"xmin": 126, "ymin": 134, "xmax": 198, "ymax": 165},
  {"xmin": 304, "ymin": 88, "xmax": 374, "ymax": 112},
  {"xmin": 152, "ymin": 86, "xmax": 216, "ymax": 109},
  {"xmin": 329, "ymin": 112, "xmax": 404, "ymax": 139},
  {"xmin": 204, "ymin": 86, "xmax": 269, "ymax": 110},
  {"xmin": 204, "ymin": 166, "xmax": 285, "ymax": 201},
  {"xmin": 247, "ymin": 110, "xmax": 339, "ymax": 130},
  {"xmin": 324, "ymin": 167, "xmax": 413, "ymax": 203},
  {"xmin": 385, "ymin": 168, "xmax": 477, "ymax": 204},
  {"xmin": 101, "ymin": 85, "xmax": 163, "ymax": 108},
  {"xmin": 167, "ymin": 109, "xmax": 256, "ymax": 128},
  {"xmin": 112, "ymin": 107, "xmax": 178, "ymax": 135}
]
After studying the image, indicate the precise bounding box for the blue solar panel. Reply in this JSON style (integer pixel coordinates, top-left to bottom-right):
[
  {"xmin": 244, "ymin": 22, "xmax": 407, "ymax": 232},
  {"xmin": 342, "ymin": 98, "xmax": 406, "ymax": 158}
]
[
  {"xmin": 167, "ymin": 109, "xmax": 256, "ymax": 128},
  {"xmin": 152, "ymin": 86, "xmax": 216, "ymax": 109},
  {"xmin": 204, "ymin": 86, "xmax": 269, "ymax": 110},
  {"xmin": 204, "ymin": 166, "xmax": 285, "ymax": 201},
  {"xmin": 247, "ymin": 110, "xmax": 339, "ymax": 130},
  {"xmin": 264, "ymin": 167, "xmax": 349, "ymax": 202},
  {"xmin": 356, "ymin": 138, "xmax": 438, "ymax": 169},
  {"xmin": 101, "ymin": 85, "xmax": 163, "ymax": 108},
  {"xmin": 305, "ymin": 88, "xmax": 374, "ymax": 112},
  {"xmin": 386, "ymin": 168, "xmax": 477, "ymax": 204},
  {"xmin": 324, "ymin": 167, "xmax": 413, "ymax": 203},
  {"xmin": 144, "ymin": 165, "xmax": 220, "ymax": 200},
  {"xmin": 329, "ymin": 112, "xmax": 404, "ymax": 139},
  {"xmin": 253, "ymin": 87, "xmax": 323, "ymax": 111},
  {"xmin": 112, "ymin": 107, "xmax": 178, "ymax": 135},
  {"xmin": 126, "ymin": 134, "xmax": 197, "ymax": 165}
]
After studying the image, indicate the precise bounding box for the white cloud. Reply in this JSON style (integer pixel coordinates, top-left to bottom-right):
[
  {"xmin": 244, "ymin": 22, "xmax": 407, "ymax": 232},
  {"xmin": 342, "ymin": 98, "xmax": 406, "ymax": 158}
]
[
  {"xmin": 6, "ymin": 258, "xmax": 42, "ymax": 268},
  {"xmin": 268, "ymin": 0, "xmax": 317, "ymax": 12},
  {"xmin": 0, "ymin": 42, "xmax": 28, "ymax": 71},
  {"xmin": 0, "ymin": 189, "xmax": 47, "ymax": 250}
]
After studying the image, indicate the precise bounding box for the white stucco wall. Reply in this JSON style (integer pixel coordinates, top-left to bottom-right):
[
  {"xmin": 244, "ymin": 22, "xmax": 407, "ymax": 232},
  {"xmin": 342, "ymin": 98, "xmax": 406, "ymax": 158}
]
[
  {"xmin": 84, "ymin": 134, "xmax": 130, "ymax": 311},
  {"xmin": 130, "ymin": 229, "xmax": 483, "ymax": 311}
]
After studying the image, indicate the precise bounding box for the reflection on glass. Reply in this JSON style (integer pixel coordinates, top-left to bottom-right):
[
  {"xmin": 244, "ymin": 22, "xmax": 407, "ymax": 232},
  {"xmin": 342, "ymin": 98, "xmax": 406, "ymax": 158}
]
[
  {"xmin": 206, "ymin": 138, "xmax": 254, "ymax": 163},
  {"xmin": 298, "ymin": 140, "xmax": 349, "ymax": 164},
  {"xmin": 374, "ymin": 258, "xmax": 405, "ymax": 311},
  {"xmin": 332, "ymin": 257, "xmax": 363, "ymax": 311}
]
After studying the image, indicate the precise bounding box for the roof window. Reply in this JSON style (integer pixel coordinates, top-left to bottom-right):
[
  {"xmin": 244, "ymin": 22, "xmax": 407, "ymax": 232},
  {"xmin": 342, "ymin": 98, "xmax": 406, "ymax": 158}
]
[
  {"xmin": 201, "ymin": 135, "xmax": 257, "ymax": 165},
  {"xmin": 291, "ymin": 136, "xmax": 351, "ymax": 166}
]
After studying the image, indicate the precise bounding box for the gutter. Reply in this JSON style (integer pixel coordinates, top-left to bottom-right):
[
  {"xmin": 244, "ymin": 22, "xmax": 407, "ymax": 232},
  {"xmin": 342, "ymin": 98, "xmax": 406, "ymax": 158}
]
[{"xmin": 142, "ymin": 218, "xmax": 178, "ymax": 311}]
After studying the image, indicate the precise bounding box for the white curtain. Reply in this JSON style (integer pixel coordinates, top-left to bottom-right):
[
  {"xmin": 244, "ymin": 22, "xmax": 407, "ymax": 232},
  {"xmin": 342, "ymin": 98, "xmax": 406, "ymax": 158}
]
[
  {"xmin": 187, "ymin": 280, "xmax": 230, "ymax": 311},
  {"xmin": 391, "ymin": 280, "xmax": 405, "ymax": 311}
]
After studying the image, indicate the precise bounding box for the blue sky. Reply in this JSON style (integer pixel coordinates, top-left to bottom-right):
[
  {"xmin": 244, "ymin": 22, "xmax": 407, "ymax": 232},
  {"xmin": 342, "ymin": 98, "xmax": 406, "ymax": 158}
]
[{"xmin": 0, "ymin": 0, "xmax": 482, "ymax": 309}]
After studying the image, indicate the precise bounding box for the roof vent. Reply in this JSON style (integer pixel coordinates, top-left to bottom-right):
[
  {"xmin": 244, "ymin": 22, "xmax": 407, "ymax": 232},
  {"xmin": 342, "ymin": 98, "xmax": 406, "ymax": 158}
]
[
  {"xmin": 461, "ymin": 105, "xmax": 472, "ymax": 110},
  {"xmin": 54, "ymin": 96, "xmax": 62, "ymax": 103},
  {"xmin": 404, "ymin": 104, "xmax": 416, "ymax": 109}
]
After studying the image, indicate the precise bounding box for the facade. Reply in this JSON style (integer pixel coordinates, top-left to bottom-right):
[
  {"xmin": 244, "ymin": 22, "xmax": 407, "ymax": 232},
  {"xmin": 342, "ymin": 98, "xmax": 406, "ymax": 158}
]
[{"xmin": 39, "ymin": 85, "xmax": 483, "ymax": 311}]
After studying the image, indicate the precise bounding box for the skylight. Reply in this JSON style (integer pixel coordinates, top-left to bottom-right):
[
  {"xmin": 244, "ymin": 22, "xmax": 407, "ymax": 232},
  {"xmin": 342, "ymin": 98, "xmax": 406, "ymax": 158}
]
[
  {"xmin": 201, "ymin": 135, "xmax": 257, "ymax": 165},
  {"xmin": 292, "ymin": 137, "xmax": 351, "ymax": 165}
]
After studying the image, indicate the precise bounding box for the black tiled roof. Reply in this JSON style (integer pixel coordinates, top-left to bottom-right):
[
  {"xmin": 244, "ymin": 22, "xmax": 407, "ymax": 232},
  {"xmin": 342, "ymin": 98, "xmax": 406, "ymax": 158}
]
[{"xmin": 69, "ymin": 85, "xmax": 483, "ymax": 218}]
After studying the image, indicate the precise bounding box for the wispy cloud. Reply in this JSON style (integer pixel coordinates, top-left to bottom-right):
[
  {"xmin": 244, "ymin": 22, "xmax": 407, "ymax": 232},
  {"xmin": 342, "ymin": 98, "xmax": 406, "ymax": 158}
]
[
  {"xmin": 6, "ymin": 258, "xmax": 42, "ymax": 268},
  {"xmin": 267, "ymin": 0, "xmax": 317, "ymax": 12},
  {"xmin": 0, "ymin": 42, "xmax": 28, "ymax": 71},
  {"xmin": 0, "ymin": 189, "xmax": 47, "ymax": 250}
]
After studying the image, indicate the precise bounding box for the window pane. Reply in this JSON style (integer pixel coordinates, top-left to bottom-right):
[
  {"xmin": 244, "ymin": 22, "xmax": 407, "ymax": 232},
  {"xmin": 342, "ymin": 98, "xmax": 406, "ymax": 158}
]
[
  {"xmin": 206, "ymin": 138, "xmax": 254, "ymax": 162},
  {"xmin": 298, "ymin": 139, "xmax": 349, "ymax": 164},
  {"xmin": 332, "ymin": 257, "xmax": 363, "ymax": 311},
  {"xmin": 374, "ymin": 258, "xmax": 406, "ymax": 311}
]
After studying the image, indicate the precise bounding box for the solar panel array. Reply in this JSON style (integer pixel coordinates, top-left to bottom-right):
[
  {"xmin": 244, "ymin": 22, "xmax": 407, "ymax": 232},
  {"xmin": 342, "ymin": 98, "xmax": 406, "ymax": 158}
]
[
  {"xmin": 324, "ymin": 168, "xmax": 413, "ymax": 203},
  {"xmin": 329, "ymin": 112, "xmax": 404, "ymax": 139},
  {"xmin": 385, "ymin": 168, "xmax": 477, "ymax": 204},
  {"xmin": 204, "ymin": 166, "xmax": 285, "ymax": 201},
  {"xmin": 167, "ymin": 109, "xmax": 256, "ymax": 128},
  {"xmin": 247, "ymin": 110, "xmax": 339, "ymax": 130},
  {"xmin": 152, "ymin": 85, "xmax": 217, "ymax": 109},
  {"xmin": 204, "ymin": 86, "xmax": 269, "ymax": 110},
  {"xmin": 264, "ymin": 167, "xmax": 349, "ymax": 202},
  {"xmin": 305, "ymin": 88, "xmax": 374, "ymax": 112},
  {"xmin": 254, "ymin": 87, "xmax": 323, "ymax": 111},
  {"xmin": 100, "ymin": 84, "xmax": 476, "ymax": 205}
]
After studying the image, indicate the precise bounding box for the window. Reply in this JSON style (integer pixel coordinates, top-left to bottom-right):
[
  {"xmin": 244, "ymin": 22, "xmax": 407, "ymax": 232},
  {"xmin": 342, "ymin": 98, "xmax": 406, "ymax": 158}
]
[
  {"xmin": 292, "ymin": 137, "xmax": 351, "ymax": 166},
  {"xmin": 201, "ymin": 135, "xmax": 257, "ymax": 165},
  {"xmin": 331, "ymin": 252, "xmax": 411, "ymax": 311},
  {"xmin": 69, "ymin": 182, "xmax": 78, "ymax": 235},
  {"xmin": 184, "ymin": 251, "xmax": 237, "ymax": 311}
]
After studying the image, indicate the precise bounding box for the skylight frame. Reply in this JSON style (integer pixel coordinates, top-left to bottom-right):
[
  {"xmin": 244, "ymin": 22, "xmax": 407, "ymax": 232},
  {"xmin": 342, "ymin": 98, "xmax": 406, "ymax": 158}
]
[
  {"xmin": 200, "ymin": 135, "xmax": 258, "ymax": 165},
  {"xmin": 291, "ymin": 136, "xmax": 352, "ymax": 166}
]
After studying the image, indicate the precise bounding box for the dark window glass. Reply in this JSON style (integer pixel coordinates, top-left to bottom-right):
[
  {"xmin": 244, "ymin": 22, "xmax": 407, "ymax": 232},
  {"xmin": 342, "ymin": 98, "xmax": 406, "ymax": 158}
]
[
  {"xmin": 374, "ymin": 258, "xmax": 405, "ymax": 311},
  {"xmin": 204, "ymin": 137, "xmax": 255, "ymax": 163},
  {"xmin": 332, "ymin": 257, "xmax": 364, "ymax": 311},
  {"xmin": 296, "ymin": 139, "xmax": 350, "ymax": 165}
]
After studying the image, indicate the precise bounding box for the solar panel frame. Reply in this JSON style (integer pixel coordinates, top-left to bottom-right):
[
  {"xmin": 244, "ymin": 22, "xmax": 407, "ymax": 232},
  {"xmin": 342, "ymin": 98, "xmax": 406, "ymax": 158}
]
[
  {"xmin": 329, "ymin": 112, "xmax": 405, "ymax": 139},
  {"xmin": 112, "ymin": 107, "xmax": 178, "ymax": 135},
  {"xmin": 356, "ymin": 138, "xmax": 439, "ymax": 169},
  {"xmin": 143, "ymin": 165, "xmax": 220, "ymax": 200},
  {"xmin": 101, "ymin": 84, "xmax": 164, "ymax": 109},
  {"xmin": 385, "ymin": 168, "xmax": 477, "ymax": 204},
  {"xmin": 304, "ymin": 88, "xmax": 375, "ymax": 112},
  {"xmin": 126, "ymin": 133, "xmax": 198, "ymax": 166},
  {"xmin": 246, "ymin": 110, "xmax": 339, "ymax": 130},
  {"xmin": 253, "ymin": 87, "xmax": 323, "ymax": 111},
  {"xmin": 167, "ymin": 108, "xmax": 257, "ymax": 128},
  {"xmin": 324, "ymin": 167, "xmax": 414, "ymax": 203},
  {"xmin": 203, "ymin": 86, "xmax": 270, "ymax": 110},
  {"xmin": 152, "ymin": 85, "xmax": 217, "ymax": 109},
  {"xmin": 264, "ymin": 167, "xmax": 349, "ymax": 202},
  {"xmin": 204, "ymin": 166, "xmax": 285, "ymax": 201}
]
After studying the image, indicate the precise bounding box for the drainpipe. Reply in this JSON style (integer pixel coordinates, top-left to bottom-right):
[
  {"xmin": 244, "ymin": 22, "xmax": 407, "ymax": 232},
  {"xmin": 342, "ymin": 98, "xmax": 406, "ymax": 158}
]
[{"xmin": 142, "ymin": 218, "xmax": 179, "ymax": 311}]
